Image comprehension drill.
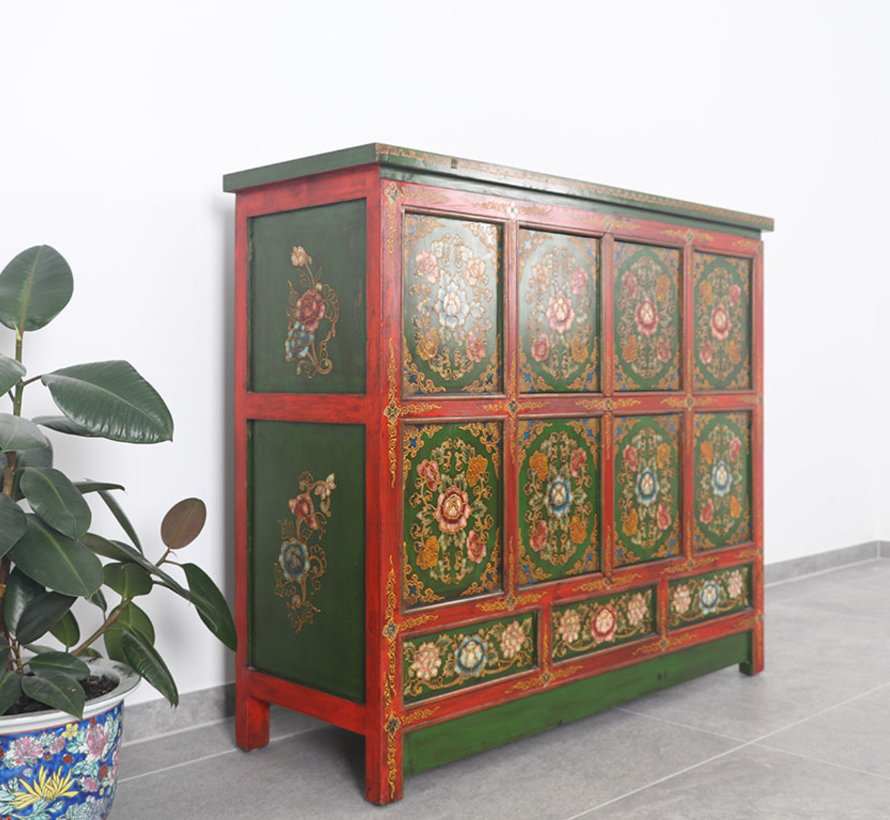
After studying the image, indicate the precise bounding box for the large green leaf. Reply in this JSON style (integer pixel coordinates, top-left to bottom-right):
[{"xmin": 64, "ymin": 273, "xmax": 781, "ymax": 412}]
[
  {"xmin": 161, "ymin": 498, "xmax": 206, "ymax": 549},
  {"xmin": 183, "ymin": 563, "xmax": 237, "ymax": 651},
  {"xmin": 104, "ymin": 562, "xmax": 152, "ymax": 598},
  {"xmin": 16, "ymin": 591, "xmax": 76, "ymax": 644},
  {"xmin": 74, "ymin": 480, "xmax": 125, "ymax": 494},
  {"xmin": 21, "ymin": 670, "xmax": 84, "ymax": 718},
  {"xmin": 0, "ymin": 245, "xmax": 73, "ymax": 332},
  {"xmin": 9, "ymin": 516, "xmax": 103, "ymax": 597},
  {"xmin": 50, "ymin": 610, "xmax": 80, "ymax": 649},
  {"xmin": 0, "ymin": 494, "xmax": 27, "ymax": 556},
  {"xmin": 121, "ymin": 629, "xmax": 177, "ymax": 706},
  {"xmin": 0, "ymin": 670, "xmax": 23, "ymax": 716},
  {"xmin": 80, "ymin": 533, "xmax": 186, "ymax": 596},
  {"xmin": 20, "ymin": 467, "xmax": 92, "ymax": 538},
  {"xmin": 3, "ymin": 569, "xmax": 43, "ymax": 634},
  {"xmin": 0, "ymin": 413, "xmax": 49, "ymax": 451},
  {"xmin": 42, "ymin": 361, "xmax": 173, "ymax": 443},
  {"xmin": 97, "ymin": 489, "xmax": 142, "ymax": 552},
  {"xmin": 28, "ymin": 651, "xmax": 89, "ymax": 680},
  {"xmin": 0, "ymin": 354, "xmax": 25, "ymax": 395},
  {"xmin": 32, "ymin": 415, "xmax": 100, "ymax": 437}
]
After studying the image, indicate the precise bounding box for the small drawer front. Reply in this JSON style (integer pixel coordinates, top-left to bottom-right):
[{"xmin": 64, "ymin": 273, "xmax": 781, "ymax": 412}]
[
  {"xmin": 402, "ymin": 613, "xmax": 537, "ymax": 703},
  {"xmin": 668, "ymin": 565, "xmax": 752, "ymax": 629},
  {"xmin": 552, "ymin": 585, "xmax": 657, "ymax": 662}
]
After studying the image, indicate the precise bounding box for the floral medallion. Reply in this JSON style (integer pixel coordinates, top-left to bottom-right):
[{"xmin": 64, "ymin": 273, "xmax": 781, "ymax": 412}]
[
  {"xmin": 402, "ymin": 214, "xmax": 501, "ymax": 394},
  {"xmin": 518, "ymin": 418, "xmax": 599, "ymax": 584},
  {"xmin": 0, "ymin": 703, "xmax": 122, "ymax": 820},
  {"xmin": 694, "ymin": 413, "xmax": 751, "ymax": 549},
  {"xmin": 614, "ymin": 414, "xmax": 681, "ymax": 566},
  {"xmin": 552, "ymin": 586, "xmax": 656, "ymax": 661},
  {"xmin": 403, "ymin": 422, "xmax": 501, "ymax": 606},
  {"xmin": 284, "ymin": 245, "xmax": 341, "ymax": 378},
  {"xmin": 693, "ymin": 252, "xmax": 751, "ymax": 390},
  {"xmin": 403, "ymin": 614, "xmax": 536, "ymax": 702},
  {"xmin": 669, "ymin": 565, "xmax": 751, "ymax": 628},
  {"xmin": 274, "ymin": 470, "xmax": 337, "ymax": 632},
  {"xmin": 614, "ymin": 243, "xmax": 681, "ymax": 391},
  {"xmin": 518, "ymin": 230, "xmax": 600, "ymax": 392}
]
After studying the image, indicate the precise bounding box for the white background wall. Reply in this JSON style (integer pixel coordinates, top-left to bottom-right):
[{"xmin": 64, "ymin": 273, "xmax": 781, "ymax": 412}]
[{"xmin": 1, "ymin": 1, "xmax": 886, "ymax": 705}]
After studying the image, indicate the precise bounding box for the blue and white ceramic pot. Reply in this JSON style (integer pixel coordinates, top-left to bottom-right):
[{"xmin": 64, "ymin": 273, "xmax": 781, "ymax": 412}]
[{"xmin": 0, "ymin": 660, "xmax": 138, "ymax": 820}]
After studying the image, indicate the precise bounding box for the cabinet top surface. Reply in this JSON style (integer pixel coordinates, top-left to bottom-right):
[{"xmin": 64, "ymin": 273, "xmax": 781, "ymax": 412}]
[{"xmin": 223, "ymin": 143, "xmax": 773, "ymax": 234}]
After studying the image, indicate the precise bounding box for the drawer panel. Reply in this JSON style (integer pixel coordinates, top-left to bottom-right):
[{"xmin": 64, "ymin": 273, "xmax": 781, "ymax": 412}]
[{"xmin": 668, "ymin": 564, "xmax": 752, "ymax": 629}]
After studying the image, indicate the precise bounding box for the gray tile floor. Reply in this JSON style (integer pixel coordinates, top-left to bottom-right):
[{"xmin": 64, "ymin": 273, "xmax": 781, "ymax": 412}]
[{"xmin": 114, "ymin": 559, "xmax": 890, "ymax": 818}]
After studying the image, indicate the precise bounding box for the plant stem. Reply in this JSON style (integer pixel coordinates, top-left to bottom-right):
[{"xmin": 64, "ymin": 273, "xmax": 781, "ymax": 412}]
[{"xmin": 72, "ymin": 598, "xmax": 132, "ymax": 657}]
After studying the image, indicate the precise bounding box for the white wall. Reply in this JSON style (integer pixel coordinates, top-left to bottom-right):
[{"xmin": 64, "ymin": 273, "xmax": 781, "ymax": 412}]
[{"xmin": 0, "ymin": 0, "xmax": 885, "ymax": 704}]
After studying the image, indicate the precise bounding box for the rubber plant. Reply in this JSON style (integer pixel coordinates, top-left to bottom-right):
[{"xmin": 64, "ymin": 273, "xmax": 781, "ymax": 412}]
[{"xmin": 0, "ymin": 245, "xmax": 236, "ymax": 718}]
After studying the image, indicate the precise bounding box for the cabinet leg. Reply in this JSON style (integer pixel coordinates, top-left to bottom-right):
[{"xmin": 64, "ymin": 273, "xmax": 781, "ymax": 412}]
[
  {"xmin": 364, "ymin": 727, "xmax": 403, "ymax": 805},
  {"xmin": 236, "ymin": 693, "xmax": 270, "ymax": 751},
  {"xmin": 740, "ymin": 622, "xmax": 764, "ymax": 676}
]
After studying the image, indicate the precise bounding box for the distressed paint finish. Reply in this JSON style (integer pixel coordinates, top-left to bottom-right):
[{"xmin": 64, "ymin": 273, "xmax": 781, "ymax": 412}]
[
  {"xmin": 518, "ymin": 229, "xmax": 600, "ymax": 393},
  {"xmin": 229, "ymin": 148, "xmax": 768, "ymax": 806}
]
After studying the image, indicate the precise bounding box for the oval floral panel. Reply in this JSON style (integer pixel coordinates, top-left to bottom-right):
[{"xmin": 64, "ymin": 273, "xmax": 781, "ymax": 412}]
[{"xmin": 518, "ymin": 229, "xmax": 600, "ymax": 393}]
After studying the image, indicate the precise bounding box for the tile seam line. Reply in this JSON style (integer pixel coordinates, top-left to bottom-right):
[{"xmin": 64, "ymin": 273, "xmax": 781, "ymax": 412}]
[
  {"xmin": 566, "ymin": 680, "xmax": 890, "ymax": 818},
  {"xmin": 117, "ymin": 729, "xmax": 310, "ymax": 784},
  {"xmin": 753, "ymin": 741, "xmax": 890, "ymax": 783},
  {"xmin": 612, "ymin": 706, "xmax": 748, "ymax": 743}
]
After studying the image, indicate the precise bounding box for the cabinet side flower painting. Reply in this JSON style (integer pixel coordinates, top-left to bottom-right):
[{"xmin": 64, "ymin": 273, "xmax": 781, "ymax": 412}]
[
  {"xmin": 274, "ymin": 470, "xmax": 337, "ymax": 632},
  {"xmin": 284, "ymin": 245, "xmax": 341, "ymax": 378}
]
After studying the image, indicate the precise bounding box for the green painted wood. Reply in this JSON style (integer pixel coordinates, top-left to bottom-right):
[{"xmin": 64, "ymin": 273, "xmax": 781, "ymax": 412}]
[
  {"xmin": 249, "ymin": 200, "xmax": 366, "ymax": 395},
  {"xmin": 668, "ymin": 565, "xmax": 752, "ymax": 629},
  {"xmin": 224, "ymin": 144, "xmax": 774, "ymax": 234},
  {"xmin": 404, "ymin": 631, "xmax": 750, "ymax": 775},
  {"xmin": 248, "ymin": 421, "xmax": 365, "ymax": 702}
]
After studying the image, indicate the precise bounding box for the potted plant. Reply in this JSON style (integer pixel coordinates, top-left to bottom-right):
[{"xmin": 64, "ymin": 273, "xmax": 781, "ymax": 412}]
[{"xmin": 0, "ymin": 245, "xmax": 236, "ymax": 819}]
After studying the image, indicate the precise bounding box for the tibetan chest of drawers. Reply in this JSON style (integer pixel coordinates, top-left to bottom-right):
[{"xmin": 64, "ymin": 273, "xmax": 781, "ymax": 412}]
[{"xmin": 224, "ymin": 144, "xmax": 771, "ymax": 805}]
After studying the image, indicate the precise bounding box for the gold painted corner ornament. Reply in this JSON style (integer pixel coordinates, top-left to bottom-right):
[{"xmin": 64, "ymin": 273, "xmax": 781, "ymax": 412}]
[
  {"xmin": 274, "ymin": 471, "xmax": 337, "ymax": 632},
  {"xmin": 285, "ymin": 245, "xmax": 340, "ymax": 377}
]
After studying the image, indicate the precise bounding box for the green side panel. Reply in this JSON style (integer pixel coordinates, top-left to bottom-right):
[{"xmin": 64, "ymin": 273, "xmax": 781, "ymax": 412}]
[
  {"xmin": 613, "ymin": 242, "xmax": 682, "ymax": 392},
  {"xmin": 668, "ymin": 564, "xmax": 752, "ymax": 629},
  {"xmin": 402, "ymin": 214, "xmax": 502, "ymax": 395},
  {"xmin": 518, "ymin": 230, "xmax": 600, "ymax": 393},
  {"xmin": 552, "ymin": 585, "xmax": 656, "ymax": 661},
  {"xmin": 249, "ymin": 200, "xmax": 366, "ymax": 394},
  {"xmin": 402, "ymin": 421, "xmax": 503, "ymax": 607},
  {"xmin": 693, "ymin": 412, "xmax": 752, "ymax": 550},
  {"xmin": 614, "ymin": 414, "xmax": 682, "ymax": 566},
  {"xmin": 248, "ymin": 421, "xmax": 365, "ymax": 702},
  {"xmin": 517, "ymin": 418, "xmax": 600, "ymax": 584},
  {"xmin": 692, "ymin": 252, "xmax": 752, "ymax": 391},
  {"xmin": 404, "ymin": 631, "xmax": 751, "ymax": 775},
  {"xmin": 403, "ymin": 612, "xmax": 537, "ymax": 703}
]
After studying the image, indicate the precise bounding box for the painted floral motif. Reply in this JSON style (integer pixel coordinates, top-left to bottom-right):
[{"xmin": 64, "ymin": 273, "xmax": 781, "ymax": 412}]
[
  {"xmin": 614, "ymin": 415, "xmax": 681, "ymax": 566},
  {"xmin": 0, "ymin": 703, "xmax": 122, "ymax": 819},
  {"xmin": 669, "ymin": 566, "xmax": 751, "ymax": 628},
  {"xmin": 518, "ymin": 419, "xmax": 599, "ymax": 584},
  {"xmin": 284, "ymin": 245, "xmax": 341, "ymax": 378},
  {"xmin": 403, "ymin": 614, "xmax": 536, "ymax": 702},
  {"xmin": 403, "ymin": 214, "xmax": 501, "ymax": 394},
  {"xmin": 552, "ymin": 587, "xmax": 656, "ymax": 661},
  {"xmin": 403, "ymin": 423, "xmax": 501, "ymax": 606},
  {"xmin": 519, "ymin": 230, "xmax": 600, "ymax": 393},
  {"xmin": 694, "ymin": 413, "xmax": 751, "ymax": 550},
  {"xmin": 693, "ymin": 252, "xmax": 752, "ymax": 390},
  {"xmin": 274, "ymin": 470, "xmax": 337, "ymax": 632},
  {"xmin": 614, "ymin": 243, "xmax": 681, "ymax": 391}
]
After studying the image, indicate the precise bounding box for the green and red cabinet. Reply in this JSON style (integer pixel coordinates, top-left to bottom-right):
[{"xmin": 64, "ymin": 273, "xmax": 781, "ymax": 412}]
[{"xmin": 224, "ymin": 144, "xmax": 771, "ymax": 805}]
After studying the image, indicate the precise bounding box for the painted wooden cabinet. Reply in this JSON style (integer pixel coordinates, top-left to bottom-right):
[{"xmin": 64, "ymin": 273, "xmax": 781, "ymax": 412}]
[{"xmin": 224, "ymin": 145, "xmax": 771, "ymax": 805}]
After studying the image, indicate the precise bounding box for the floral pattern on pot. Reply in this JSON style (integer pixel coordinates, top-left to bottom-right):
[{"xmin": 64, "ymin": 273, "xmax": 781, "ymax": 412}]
[
  {"xmin": 668, "ymin": 565, "xmax": 752, "ymax": 628},
  {"xmin": 693, "ymin": 252, "xmax": 752, "ymax": 390},
  {"xmin": 284, "ymin": 245, "xmax": 341, "ymax": 378},
  {"xmin": 613, "ymin": 243, "xmax": 681, "ymax": 391},
  {"xmin": 403, "ymin": 214, "xmax": 501, "ymax": 395},
  {"xmin": 274, "ymin": 470, "xmax": 337, "ymax": 632},
  {"xmin": 552, "ymin": 586, "xmax": 656, "ymax": 661},
  {"xmin": 614, "ymin": 414, "xmax": 681, "ymax": 566},
  {"xmin": 403, "ymin": 613, "xmax": 536, "ymax": 702},
  {"xmin": 694, "ymin": 413, "xmax": 751, "ymax": 550},
  {"xmin": 403, "ymin": 422, "xmax": 501, "ymax": 607},
  {"xmin": 518, "ymin": 230, "xmax": 600, "ymax": 393},
  {"xmin": 0, "ymin": 703, "xmax": 122, "ymax": 820},
  {"xmin": 518, "ymin": 418, "xmax": 599, "ymax": 584}
]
